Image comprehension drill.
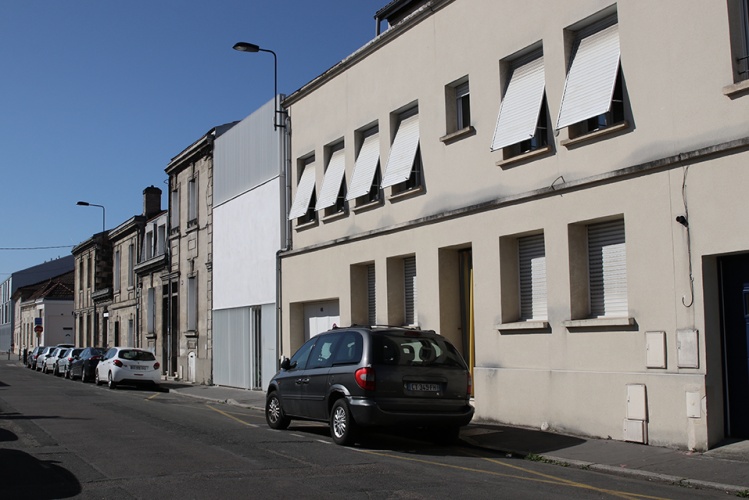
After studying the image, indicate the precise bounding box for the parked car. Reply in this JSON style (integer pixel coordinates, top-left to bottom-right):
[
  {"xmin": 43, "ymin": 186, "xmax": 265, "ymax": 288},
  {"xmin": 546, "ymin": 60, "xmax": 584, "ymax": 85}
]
[
  {"xmin": 57, "ymin": 348, "xmax": 83, "ymax": 378},
  {"xmin": 265, "ymin": 326, "xmax": 474, "ymax": 446},
  {"xmin": 69, "ymin": 347, "xmax": 106, "ymax": 382},
  {"xmin": 35, "ymin": 347, "xmax": 54, "ymax": 371},
  {"xmin": 42, "ymin": 348, "xmax": 63, "ymax": 374},
  {"xmin": 95, "ymin": 347, "xmax": 161, "ymax": 389},
  {"xmin": 27, "ymin": 346, "xmax": 45, "ymax": 369}
]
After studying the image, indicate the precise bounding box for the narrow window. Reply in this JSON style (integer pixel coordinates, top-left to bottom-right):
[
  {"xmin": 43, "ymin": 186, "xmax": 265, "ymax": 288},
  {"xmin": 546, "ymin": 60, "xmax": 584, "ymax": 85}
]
[
  {"xmin": 187, "ymin": 177, "xmax": 198, "ymax": 225},
  {"xmin": 288, "ymin": 156, "xmax": 317, "ymax": 224},
  {"xmin": 114, "ymin": 250, "xmax": 121, "ymax": 292},
  {"xmin": 147, "ymin": 288, "xmax": 155, "ymax": 334},
  {"xmin": 127, "ymin": 243, "xmax": 134, "ymax": 287},
  {"xmin": 455, "ymin": 81, "xmax": 471, "ymax": 130},
  {"xmin": 187, "ymin": 275, "xmax": 197, "ymax": 331},
  {"xmin": 347, "ymin": 127, "xmax": 381, "ymax": 206},
  {"xmin": 316, "ymin": 143, "xmax": 347, "ymax": 217},
  {"xmin": 381, "ymin": 108, "xmax": 422, "ymax": 195},
  {"xmin": 588, "ymin": 219, "xmax": 627, "ymax": 317},
  {"xmin": 518, "ymin": 234, "xmax": 547, "ymax": 321},
  {"xmin": 170, "ymin": 188, "xmax": 180, "ymax": 230},
  {"xmin": 404, "ymin": 256, "xmax": 417, "ymax": 325},
  {"xmin": 367, "ymin": 264, "xmax": 376, "ymax": 326}
]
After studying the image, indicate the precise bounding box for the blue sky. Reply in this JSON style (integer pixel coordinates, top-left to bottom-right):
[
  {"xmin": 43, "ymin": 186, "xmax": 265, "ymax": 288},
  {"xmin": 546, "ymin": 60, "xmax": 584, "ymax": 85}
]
[{"xmin": 0, "ymin": 0, "xmax": 381, "ymax": 280}]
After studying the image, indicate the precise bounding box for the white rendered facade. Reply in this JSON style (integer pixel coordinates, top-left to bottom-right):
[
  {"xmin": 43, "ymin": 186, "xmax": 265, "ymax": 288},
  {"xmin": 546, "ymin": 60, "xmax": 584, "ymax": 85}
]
[{"xmin": 279, "ymin": 0, "xmax": 749, "ymax": 450}]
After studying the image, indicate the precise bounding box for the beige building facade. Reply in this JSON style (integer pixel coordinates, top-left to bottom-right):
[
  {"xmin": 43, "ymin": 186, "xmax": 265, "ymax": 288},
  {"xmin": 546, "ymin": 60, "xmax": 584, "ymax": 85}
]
[
  {"xmin": 280, "ymin": 0, "xmax": 749, "ymax": 450},
  {"xmin": 72, "ymin": 232, "xmax": 112, "ymax": 348}
]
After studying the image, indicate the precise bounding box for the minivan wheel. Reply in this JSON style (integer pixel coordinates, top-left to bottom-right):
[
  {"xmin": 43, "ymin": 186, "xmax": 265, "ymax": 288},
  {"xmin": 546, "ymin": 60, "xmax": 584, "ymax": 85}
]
[
  {"xmin": 265, "ymin": 392, "xmax": 290, "ymax": 430},
  {"xmin": 330, "ymin": 399, "xmax": 357, "ymax": 446}
]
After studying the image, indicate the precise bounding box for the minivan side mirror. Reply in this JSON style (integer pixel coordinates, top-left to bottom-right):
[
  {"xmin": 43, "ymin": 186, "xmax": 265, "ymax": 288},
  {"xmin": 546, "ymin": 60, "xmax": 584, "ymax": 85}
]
[{"xmin": 280, "ymin": 357, "xmax": 291, "ymax": 370}]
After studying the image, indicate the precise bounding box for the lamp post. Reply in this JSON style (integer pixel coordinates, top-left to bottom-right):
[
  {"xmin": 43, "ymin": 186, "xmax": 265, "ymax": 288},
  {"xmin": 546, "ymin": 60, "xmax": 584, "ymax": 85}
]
[
  {"xmin": 76, "ymin": 201, "xmax": 106, "ymax": 232},
  {"xmin": 232, "ymin": 42, "xmax": 286, "ymax": 130}
]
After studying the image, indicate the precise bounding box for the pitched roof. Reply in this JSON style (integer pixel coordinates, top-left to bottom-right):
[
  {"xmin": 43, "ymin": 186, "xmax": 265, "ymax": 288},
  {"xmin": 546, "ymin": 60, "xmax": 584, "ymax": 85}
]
[{"xmin": 26, "ymin": 271, "xmax": 75, "ymax": 301}]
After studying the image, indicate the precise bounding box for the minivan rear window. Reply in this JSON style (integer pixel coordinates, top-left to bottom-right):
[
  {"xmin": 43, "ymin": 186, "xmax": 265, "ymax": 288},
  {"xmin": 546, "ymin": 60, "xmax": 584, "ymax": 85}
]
[{"xmin": 372, "ymin": 333, "xmax": 466, "ymax": 368}]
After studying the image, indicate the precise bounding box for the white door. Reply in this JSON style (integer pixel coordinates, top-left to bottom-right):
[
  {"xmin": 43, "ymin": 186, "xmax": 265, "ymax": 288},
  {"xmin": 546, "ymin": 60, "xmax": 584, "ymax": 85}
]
[{"xmin": 304, "ymin": 301, "xmax": 340, "ymax": 340}]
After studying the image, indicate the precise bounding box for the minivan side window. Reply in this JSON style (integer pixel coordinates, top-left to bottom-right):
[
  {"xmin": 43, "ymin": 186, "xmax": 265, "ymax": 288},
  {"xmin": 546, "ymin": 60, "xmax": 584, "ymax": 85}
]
[
  {"xmin": 306, "ymin": 333, "xmax": 341, "ymax": 370},
  {"xmin": 289, "ymin": 338, "xmax": 316, "ymax": 370},
  {"xmin": 331, "ymin": 332, "xmax": 363, "ymax": 366}
]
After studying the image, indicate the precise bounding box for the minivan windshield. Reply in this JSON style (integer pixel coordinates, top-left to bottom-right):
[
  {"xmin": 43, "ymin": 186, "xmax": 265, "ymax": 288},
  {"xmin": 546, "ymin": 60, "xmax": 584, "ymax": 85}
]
[{"xmin": 372, "ymin": 332, "xmax": 466, "ymax": 368}]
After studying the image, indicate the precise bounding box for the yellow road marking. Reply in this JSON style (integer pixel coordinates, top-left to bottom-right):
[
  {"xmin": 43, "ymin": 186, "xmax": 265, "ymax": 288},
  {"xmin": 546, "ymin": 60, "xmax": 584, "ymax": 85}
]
[
  {"xmin": 146, "ymin": 393, "xmax": 160, "ymax": 400},
  {"xmin": 357, "ymin": 449, "xmax": 669, "ymax": 500},
  {"xmin": 206, "ymin": 404, "xmax": 259, "ymax": 427}
]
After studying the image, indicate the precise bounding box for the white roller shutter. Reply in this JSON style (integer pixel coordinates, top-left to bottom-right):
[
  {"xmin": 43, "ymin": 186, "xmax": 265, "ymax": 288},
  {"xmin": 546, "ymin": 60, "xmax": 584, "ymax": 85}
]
[
  {"xmin": 347, "ymin": 133, "xmax": 380, "ymax": 200},
  {"xmin": 381, "ymin": 114, "xmax": 420, "ymax": 188},
  {"xmin": 316, "ymin": 148, "xmax": 346, "ymax": 211},
  {"xmin": 518, "ymin": 234, "xmax": 547, "ymax": 320},
  {"xmin": 556, "ymin": 22, "xmax": 620, "ymax": 130},
  {"xmin": 588, "ymin": 219, "xmax": 628, "ymax": 317},
  {"xmin": 491, "ymin": 56, "xmax": 546, "ymax": 151},
  {"xmin": 404, "ymin": 256, "xmax": 417, "ymax": 325},
  {"xmin": 288, "ymin": 164, "xmax": 316, "ymax": 220}
]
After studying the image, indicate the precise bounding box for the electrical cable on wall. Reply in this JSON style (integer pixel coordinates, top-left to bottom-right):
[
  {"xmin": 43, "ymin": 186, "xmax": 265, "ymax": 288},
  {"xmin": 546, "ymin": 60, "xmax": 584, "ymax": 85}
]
[{"xmin": 680, "ymin": 165, "xmax": 695, "ymax": 308}]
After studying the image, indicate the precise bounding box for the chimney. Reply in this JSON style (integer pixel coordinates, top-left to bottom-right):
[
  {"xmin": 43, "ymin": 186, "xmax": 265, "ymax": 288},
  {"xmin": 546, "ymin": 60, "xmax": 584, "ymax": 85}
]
[{"xmin": 143, "ymin": 185, "xmax": 162, "ymax": 219}]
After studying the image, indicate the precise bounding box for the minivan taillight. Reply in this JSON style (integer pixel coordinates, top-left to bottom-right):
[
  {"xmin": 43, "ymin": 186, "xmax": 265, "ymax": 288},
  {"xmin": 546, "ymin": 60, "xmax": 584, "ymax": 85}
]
[
  {"xmin": 467, "ymin": 372, "xmax": 473, "ymax": 397},
  {"xmin": 113, "ymin": 359, "xmax": 123, "ymax": 367},
  {"xmin": 354, "ymin": 367, "xmax": 375, "ymax": 391}
]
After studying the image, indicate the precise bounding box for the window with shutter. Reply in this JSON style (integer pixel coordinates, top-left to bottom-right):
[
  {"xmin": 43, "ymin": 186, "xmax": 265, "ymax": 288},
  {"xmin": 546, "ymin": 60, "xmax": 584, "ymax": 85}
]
[
  {"xmin": 518, "ymin": 234, "xmax": 547, "ymax": 321},
  {"xmin": 404, "ymin": 256, "xmax": 417, "ymax": 325},
  {"xmin": 588, "ymin": 219, "xmax": 627, "ymax": 317}
]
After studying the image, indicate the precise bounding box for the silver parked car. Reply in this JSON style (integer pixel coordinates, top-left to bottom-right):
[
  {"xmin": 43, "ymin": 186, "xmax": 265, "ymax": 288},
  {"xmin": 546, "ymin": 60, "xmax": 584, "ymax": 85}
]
[{"xmin": 57, "ymin": 348, "xmax": 83, "ymax": 378}]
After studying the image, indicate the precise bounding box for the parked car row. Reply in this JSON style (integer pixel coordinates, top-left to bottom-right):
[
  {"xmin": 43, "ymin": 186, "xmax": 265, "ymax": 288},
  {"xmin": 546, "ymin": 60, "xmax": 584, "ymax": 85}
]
[{"xmin": 26, "ymin": 345, "xmax": 161, "ymax": 390}]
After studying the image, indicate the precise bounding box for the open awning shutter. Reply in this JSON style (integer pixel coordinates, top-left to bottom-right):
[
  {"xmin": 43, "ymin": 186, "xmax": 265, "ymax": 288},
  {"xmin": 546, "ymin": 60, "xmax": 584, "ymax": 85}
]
[
  {"xmin": 588, "ymin": 219, "xmax": 628, "ymax": 317},
  {"xmin": 556, "ymin": 22, "xmax": 620, "ymax": 130},
  {"xmin": 288, "ymin": 164, "xmax": 316, "ymax": 220},
  {"xmin": 315, "ymin": 148, "xmax": 346, "ymax": 211},
  {"xmin": 491, "ymin": 56, "xmax": 546, "ymax": 151},
  {"xmin": 381, "ymin": 114, "xmax": 420, "ymax": 188},
  {"xmin": 346, "ymin": 133, "xmax": 380, "ymax": 200}
]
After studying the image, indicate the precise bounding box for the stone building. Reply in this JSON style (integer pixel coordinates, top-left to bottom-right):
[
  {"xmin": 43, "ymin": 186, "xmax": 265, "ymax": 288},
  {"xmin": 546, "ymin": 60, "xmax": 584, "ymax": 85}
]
[{"xmin": 72, "ymin": 232, "xmax": 112, "ymax": 348}]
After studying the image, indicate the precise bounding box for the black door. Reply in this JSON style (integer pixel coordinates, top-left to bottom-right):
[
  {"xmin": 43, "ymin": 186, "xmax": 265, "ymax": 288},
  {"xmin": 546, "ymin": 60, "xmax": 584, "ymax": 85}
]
[{"xmin": 719, "ymin": 254, "xmax": 749, "ymax": 438}]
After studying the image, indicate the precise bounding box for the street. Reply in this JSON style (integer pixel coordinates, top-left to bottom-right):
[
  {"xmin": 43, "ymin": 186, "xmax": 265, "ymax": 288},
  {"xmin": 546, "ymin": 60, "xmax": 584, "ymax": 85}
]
[{"xmin": 0, "ymin": 359, "xmax": 733, "ymax": 499}]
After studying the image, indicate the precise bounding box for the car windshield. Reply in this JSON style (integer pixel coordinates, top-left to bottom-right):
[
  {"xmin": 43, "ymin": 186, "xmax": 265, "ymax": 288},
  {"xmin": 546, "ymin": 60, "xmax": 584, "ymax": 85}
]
[
  {"xmin": 118, "ymin": 350, "xmax": 156, "ymax": 361},
  {"xmin": 372, "ymin": 332, "xmax": 466, "ymax": 368}
]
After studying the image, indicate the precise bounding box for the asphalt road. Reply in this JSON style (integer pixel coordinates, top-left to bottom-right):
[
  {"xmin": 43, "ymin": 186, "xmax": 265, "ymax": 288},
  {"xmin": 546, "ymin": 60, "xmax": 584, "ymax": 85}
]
[{"xmin": 0, "ymin": 360, "xmax": 733, "ymax": 499}]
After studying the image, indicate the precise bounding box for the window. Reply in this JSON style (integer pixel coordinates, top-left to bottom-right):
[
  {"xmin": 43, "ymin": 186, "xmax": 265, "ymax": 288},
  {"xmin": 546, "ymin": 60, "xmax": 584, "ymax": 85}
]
[
  {"xmin": 587, "ymin": 219, "xmax": 628, "ymax": 318},
  {"xmin": 144, "ymin": 230, "xmax": 154, "ymax": 261},
  {"xmin": 347, "ymin": 127, "xmax": 381, "ymax": 206},
  {"xmin": 156, "ymin": 224, "xmax": 166, "ymax": 255},
  {"xmin": 307, "ymin": 333, "xmax": 340, "ymax": 370},
  {"xmin": 518, "ymin": 234, "xmax": 547, "ymax": 321},
  {"xmin": 492, "ymin": 51, "xmax": 549, "ymax": 159},
  {"xmin": 316, "ymin": 143, "xmax": 347, "ymax": 217},
  {"xmin": 187, "ymin": 275, "xmax": 197, "ymax": 331},
  {"xmin": 114, "ymin": 249, "xmax": 121, "ymax": 291},
  {"xmin": 147, "ymin": 288, "xmax": 155, "ymax": 334},
  {"xmin": 455, "ymin": 82, "xmax": 471, "ymax": 130},
  {"xmin": 556, "ymin": 16, "xmax": 625, "ymax": 137},
  {"xmin": 729, "ymin": 0, "xmax": 749, "ymax": 83},
  {"xmin": 170, "ymin": 188, "xmax": 180, "ymax": 230},
  {"xmin": 127, "ymin": 243, "xmax": 134, "ymax": 287},
  {"xmin": 288, "ymin": 157, "xmax": 317, "ymax": 224},
  {"xmin": 367, "ymin": 264, "xmax": 376, "ymax": 326},
  {"xmin": 381, "ymin": 108, "xmax": 422, "ymax": 195},
  {"xmin": 404, "ymin": 256, "xmax": 417, "ymax": 326},
  {"xmin": 187, "ymin": 177, "xmax": 198, "ymax": 225}
]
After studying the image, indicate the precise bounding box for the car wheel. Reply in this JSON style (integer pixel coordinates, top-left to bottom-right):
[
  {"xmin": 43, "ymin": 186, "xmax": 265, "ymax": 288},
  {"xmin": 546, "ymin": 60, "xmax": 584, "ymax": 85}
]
[
  {"xmin": 108, "ymin": 372, "xmax": 117, "ymax": 390},
  {"xmin": 81, "ymin": 368, "xmax": 88, "ymax": 383},
  {"xmin": 53, "ymin": 366, "xmax": 58, "ymax": 376},
  {"xmin": 265, "ymin": 392, "xmax": 291, "ymax": 430},
  {"xmin": 94, "ymin": 369, "xmax": 101, "ymax": 386},
  {"xmin": 42, "ymin": 364, "xmax": 47, "ymax": 374},
  {"xmin": 330, "ymin": 399, "xmax": 357, "ymax": 446}
]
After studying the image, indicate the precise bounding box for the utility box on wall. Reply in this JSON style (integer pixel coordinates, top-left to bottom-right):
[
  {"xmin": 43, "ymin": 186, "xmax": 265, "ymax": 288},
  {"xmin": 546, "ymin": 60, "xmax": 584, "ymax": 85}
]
[
  {"xmin": 676, "ymin": 329, "xmax": 699, "ymax": 368},
  {"xmin": 624, "ymin": 384, "xmax": 648, "ymax": 443},
  {"xmin": 645, "ymin": 331, "xmax": 666, "ymax": 368}
]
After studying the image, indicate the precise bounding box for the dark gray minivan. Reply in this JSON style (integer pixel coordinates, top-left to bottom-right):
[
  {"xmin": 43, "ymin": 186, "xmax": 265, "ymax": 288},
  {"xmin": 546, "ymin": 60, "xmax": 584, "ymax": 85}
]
[{"xmin": 265, "ymin": 326, "xmax": 474, "ymax": 445}]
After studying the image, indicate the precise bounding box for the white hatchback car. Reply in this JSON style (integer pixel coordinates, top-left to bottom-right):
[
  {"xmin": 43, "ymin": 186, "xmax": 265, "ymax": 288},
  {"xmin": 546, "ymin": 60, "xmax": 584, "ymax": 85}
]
[{"xmin": 95, "ymin": 347, "xmax": 161, "ymax": 389}]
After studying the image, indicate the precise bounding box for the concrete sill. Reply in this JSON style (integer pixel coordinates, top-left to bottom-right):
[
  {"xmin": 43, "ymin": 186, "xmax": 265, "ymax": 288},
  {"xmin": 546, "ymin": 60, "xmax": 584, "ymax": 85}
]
[
  {"xmin": 352, "ymin": 198, "xmax": 383, "ymax": 213},
  {"xmin": 563, "ymin": 317, "xmax": 635, "ymax": 329},
  {"xmin": 723, "ymin": 79, "xmax": 749, "ymax": 98},
  {"xmin": 294, "ymin": 219, "xmax": 318, "ymax": 231},
  {"xmin": 495, "ymin": 320, "xmax": 550, "ymax": 332},
  {"xmin": 496, "ymin": 145, "xmax": 553, "ymax": 168},
  {"xmin": 439, "ymin": 126, "xmax": 476, "ymax": 145},
  {"xmin": 560, "ymin": 121, "xmax": 630, "ymax": 148},
  {"xmin": 389, "ymin": 185, "xmax": 424, "ymax": 202},
  {"xmin": 185, "ymin": 330, "xmax": 199, "ymax": 338},
  {"xmin": 321, "ymin": 211, "xmax": 347, "ymax": 223}
]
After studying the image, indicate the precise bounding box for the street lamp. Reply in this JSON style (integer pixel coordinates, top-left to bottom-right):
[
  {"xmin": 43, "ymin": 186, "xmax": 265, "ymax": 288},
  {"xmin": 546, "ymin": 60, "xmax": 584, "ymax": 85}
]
[
  {"xmin": 76, "ymin": 201, "xmax": 106, "ymax": 232},
  {"xmin": 233, "ymin": 41, "xmax": 286, "ymax": 129}
]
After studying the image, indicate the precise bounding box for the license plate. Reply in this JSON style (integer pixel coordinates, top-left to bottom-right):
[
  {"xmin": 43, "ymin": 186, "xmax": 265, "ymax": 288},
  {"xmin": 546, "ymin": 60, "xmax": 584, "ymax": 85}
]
[
  {"xmin": 407, "ymin": 382, "xmax": 440, "ymax": 392},
  {"xmin": 130, "ymin": 365, "xmax": 147, "ymax": 370}
]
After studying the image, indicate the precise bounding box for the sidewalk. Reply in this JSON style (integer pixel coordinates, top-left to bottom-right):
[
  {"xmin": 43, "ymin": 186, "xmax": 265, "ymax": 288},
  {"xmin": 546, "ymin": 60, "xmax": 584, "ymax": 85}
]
[{"xmin": 165, "ymin": 381, "xmax": 749, "ymax": 494}]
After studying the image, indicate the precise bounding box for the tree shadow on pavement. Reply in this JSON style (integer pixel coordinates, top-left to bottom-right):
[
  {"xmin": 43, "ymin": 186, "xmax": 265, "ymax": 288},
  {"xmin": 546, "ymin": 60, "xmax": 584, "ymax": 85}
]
[{"xmin": 0, "ymin": 449, "xmax": 81, "ymax": 498}]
